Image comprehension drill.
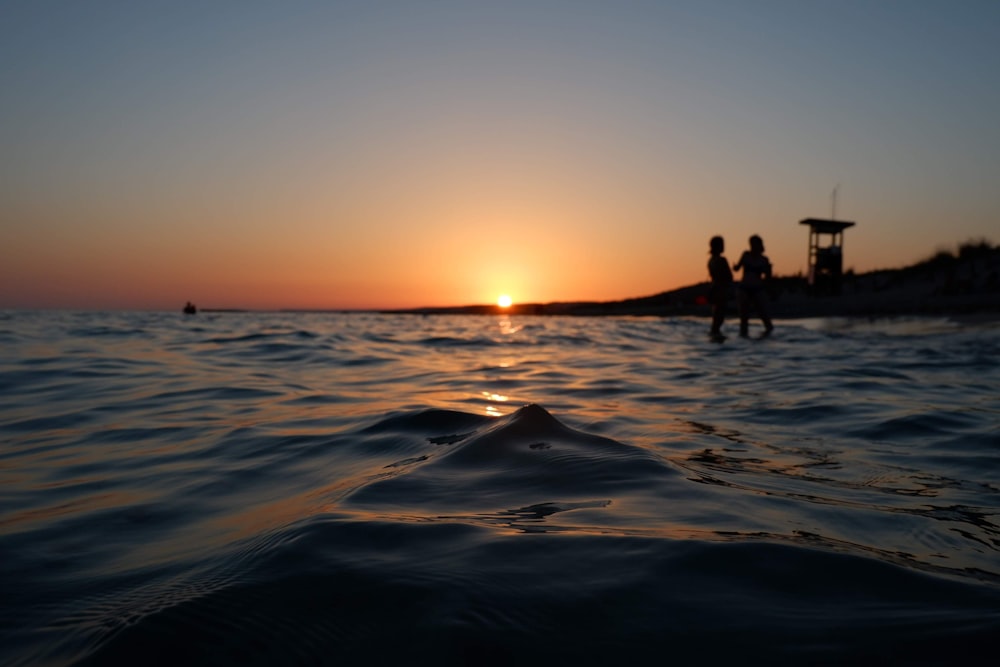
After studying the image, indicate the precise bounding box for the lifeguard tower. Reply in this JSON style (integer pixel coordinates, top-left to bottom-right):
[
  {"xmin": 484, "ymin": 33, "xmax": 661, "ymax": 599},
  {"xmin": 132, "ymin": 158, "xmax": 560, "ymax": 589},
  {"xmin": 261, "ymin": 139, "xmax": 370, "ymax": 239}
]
[{"xmin": 800, "ymin": 218, "xmax": 855, "ymax": 295}]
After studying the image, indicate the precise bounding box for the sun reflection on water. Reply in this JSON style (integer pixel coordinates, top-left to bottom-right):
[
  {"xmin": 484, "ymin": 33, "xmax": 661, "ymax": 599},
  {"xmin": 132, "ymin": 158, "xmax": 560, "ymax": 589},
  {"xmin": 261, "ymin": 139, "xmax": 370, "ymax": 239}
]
[
  {"xmin": 498, "ymin": 317, "xmax": 521, "ymax": 335},
  {"xmin": 482, "ymin": 390, "xmax": 509, "ymax": 417}
]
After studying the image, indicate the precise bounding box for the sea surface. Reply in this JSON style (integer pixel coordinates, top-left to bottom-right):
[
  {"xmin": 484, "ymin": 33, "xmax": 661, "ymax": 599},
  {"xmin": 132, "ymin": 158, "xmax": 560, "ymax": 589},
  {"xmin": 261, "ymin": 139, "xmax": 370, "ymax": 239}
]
[{"xmin": 2, "ymin": 310, "xmax": 999, "ymax": 665}]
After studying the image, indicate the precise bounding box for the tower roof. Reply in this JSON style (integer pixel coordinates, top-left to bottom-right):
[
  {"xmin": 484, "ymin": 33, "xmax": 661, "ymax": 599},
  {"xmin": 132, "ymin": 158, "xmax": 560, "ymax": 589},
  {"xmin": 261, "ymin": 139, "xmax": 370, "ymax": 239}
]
[{"xmin": 800, "ymin": 218, "xmax": 856, "ymax": 233}]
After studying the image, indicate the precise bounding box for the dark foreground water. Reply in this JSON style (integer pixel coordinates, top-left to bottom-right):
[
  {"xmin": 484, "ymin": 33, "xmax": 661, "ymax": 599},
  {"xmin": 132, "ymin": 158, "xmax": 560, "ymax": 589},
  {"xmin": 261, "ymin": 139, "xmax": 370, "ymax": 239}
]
[{"xmin": 2, "ymin": 311, "xmax": 998, "ymax": 665}]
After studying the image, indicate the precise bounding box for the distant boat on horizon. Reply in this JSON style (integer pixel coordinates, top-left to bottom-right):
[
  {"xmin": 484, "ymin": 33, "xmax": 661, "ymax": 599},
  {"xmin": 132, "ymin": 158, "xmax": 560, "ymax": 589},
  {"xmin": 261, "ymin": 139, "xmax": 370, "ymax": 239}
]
[{"xmin": 183, "ymin": 302, "xmax": 197, "ymax": 315}]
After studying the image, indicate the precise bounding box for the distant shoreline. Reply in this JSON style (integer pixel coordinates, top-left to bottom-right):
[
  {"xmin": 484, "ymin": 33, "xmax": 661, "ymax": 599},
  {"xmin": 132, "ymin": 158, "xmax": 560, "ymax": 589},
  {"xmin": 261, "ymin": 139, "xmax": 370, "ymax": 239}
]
[
  {"xmin": 381, "ymin": 290, "xmax": 1000, "ymax": 321},
  {"xmin": 386, "ymin": 244, "xmax": 1000, "ymax": 321},
  {"xmin": 191, "ymin": 243, "xmax": 999, "ymax": 320}
]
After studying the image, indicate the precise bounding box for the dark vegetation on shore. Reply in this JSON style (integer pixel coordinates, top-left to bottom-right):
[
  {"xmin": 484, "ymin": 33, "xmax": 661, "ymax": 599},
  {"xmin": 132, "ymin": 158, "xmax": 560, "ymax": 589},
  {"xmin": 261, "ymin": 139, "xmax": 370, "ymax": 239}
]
[{"xmin": 390, "ymin": 240, "xmax": 1000, "ymax": 319}]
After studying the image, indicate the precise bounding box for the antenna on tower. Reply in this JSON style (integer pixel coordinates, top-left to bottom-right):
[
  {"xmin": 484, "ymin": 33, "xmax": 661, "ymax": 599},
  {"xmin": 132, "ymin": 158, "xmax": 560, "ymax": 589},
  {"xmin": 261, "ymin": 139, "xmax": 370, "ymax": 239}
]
[{"xmin": 831, "ymin": 184, "xmax": 839, "ymax": 220}]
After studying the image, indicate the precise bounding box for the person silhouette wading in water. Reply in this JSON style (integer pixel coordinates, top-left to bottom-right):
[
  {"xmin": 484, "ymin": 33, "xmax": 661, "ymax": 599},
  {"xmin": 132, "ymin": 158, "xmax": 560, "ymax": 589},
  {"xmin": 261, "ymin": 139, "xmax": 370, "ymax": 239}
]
[
  {"xmin": 733, "ymin": 234, "xmax": 774, "ymax": 337},
  {"xmin": 707, "ymin": 235, "xmax": 733, "ymax": 342}
]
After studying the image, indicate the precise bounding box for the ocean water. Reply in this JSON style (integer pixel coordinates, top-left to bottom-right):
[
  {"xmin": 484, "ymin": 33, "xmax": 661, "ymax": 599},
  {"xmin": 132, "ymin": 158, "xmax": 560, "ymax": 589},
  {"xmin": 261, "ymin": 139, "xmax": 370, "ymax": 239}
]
[{"xmin": 1, "ymin": 310, "xmax": 998, "ymax": 666}]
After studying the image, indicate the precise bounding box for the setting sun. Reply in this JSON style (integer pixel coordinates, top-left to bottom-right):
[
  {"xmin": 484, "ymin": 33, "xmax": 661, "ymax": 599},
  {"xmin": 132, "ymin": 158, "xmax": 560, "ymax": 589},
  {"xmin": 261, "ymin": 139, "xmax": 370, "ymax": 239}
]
[{"xmin": 497, "ymin": 294, "xmax": 513, "ymax": 308}]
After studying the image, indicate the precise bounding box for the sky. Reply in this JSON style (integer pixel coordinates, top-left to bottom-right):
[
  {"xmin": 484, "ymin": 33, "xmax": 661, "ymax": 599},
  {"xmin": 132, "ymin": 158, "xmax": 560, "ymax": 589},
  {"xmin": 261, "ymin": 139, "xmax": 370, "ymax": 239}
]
[{"xmin": 2, "ymin": 0, "xmax": 998, "ymax": 311}]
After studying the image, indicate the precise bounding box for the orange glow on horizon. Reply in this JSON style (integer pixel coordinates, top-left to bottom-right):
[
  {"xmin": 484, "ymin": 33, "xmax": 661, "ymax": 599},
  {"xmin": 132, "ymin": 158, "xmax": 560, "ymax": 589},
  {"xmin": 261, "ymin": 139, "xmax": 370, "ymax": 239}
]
[{"xmin": 497, "ymin": 294, "xmax": 513, "ymax": 308}]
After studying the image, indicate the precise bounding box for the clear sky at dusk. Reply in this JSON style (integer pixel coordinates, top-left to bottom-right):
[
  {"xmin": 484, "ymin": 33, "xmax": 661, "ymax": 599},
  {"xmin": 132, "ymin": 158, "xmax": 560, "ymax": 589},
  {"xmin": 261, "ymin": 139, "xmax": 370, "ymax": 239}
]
[{"xmin": 2, "ymin": 1, "xmax": 998, "ymax": 310}]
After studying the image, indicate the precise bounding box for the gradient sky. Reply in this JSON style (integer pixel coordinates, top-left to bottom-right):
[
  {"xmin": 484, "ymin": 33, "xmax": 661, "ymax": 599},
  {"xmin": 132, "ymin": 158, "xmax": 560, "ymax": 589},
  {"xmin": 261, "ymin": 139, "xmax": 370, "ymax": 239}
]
[{"xmin": 2, "ymin": 1, "xmax": 998, "ymax": 310}]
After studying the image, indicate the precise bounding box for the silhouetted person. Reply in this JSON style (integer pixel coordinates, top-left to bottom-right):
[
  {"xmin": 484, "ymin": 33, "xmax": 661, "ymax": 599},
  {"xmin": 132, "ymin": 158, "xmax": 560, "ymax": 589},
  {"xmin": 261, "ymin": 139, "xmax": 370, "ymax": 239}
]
[
  {"xmin": 707, "ymin": 235, "xmax": 733, "ymax": 341},
  {"xmin": 733, "ymin": 235, "xmax": 773, "ymax": 337}
]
